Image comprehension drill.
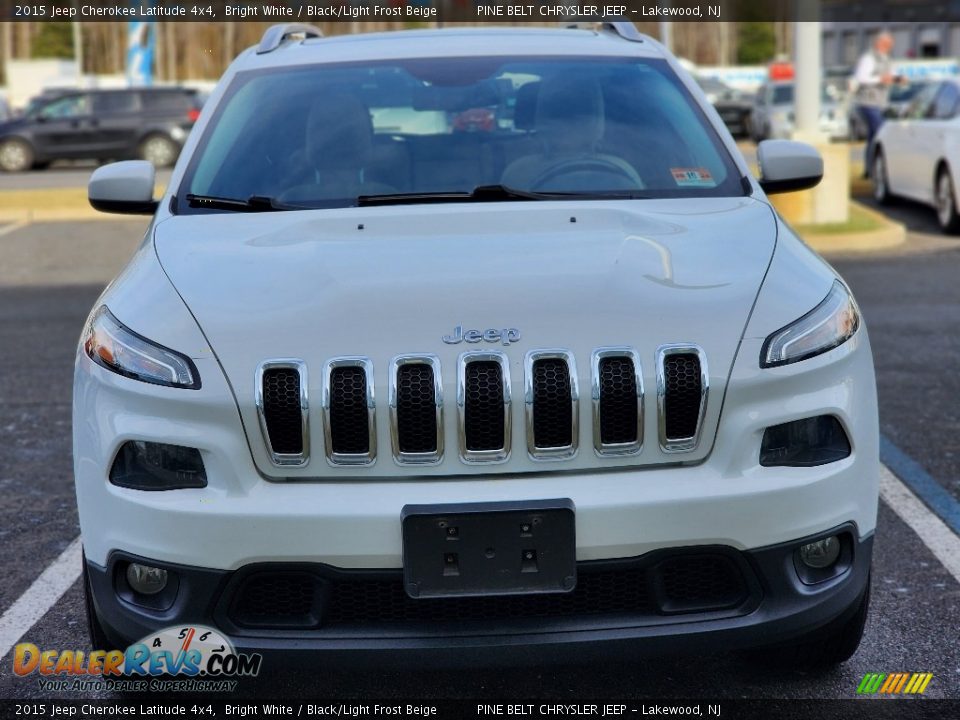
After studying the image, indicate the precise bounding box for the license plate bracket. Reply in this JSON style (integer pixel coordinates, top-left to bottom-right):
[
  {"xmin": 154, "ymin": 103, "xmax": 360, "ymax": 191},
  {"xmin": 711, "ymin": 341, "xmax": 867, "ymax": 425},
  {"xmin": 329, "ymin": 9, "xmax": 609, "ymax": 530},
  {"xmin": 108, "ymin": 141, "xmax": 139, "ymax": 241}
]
[{"xmin": 401, "ymin": 499, "xmax": 576, "ymax": 599}]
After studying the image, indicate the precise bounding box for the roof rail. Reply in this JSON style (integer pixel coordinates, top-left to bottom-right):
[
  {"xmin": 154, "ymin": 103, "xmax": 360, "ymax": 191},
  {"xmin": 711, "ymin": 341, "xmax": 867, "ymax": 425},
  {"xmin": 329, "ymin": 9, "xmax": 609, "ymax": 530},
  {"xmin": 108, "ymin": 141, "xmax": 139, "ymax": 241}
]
[
  {"xmin": 562, "ymin": 19, "xmax": 645, "ymax": 43},
  {"xmin": 257, "ymin": 24, "xmax": 324, "ymax": 54}
]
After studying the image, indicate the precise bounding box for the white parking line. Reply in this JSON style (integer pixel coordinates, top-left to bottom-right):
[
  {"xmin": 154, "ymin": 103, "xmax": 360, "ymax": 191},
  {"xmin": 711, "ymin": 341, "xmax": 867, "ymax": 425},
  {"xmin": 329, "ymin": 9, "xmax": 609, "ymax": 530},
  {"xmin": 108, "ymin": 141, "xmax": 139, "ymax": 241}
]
[
  {"xmin": 880, "ymin": 465, "xmax": 960, "ymax": 583},
  {"xmin": 0, "ymin": 536, "xmax": 82, "ymax": 660},
  {"xmin": 0, "ymin": 465, "xmax": 959, "ymax": 657},
  {"xmin": 0, "ymin": 220, "xmax": 29, "ymax": 238}
]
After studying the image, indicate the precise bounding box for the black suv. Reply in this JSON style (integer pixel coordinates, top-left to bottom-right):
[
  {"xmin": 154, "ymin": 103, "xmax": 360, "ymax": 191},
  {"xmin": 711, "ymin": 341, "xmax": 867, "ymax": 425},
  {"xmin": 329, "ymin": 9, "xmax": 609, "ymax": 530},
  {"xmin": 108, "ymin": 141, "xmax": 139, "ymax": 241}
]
[{"xmin": 0, "ymin": 87, "xmax": 202, "ymax": 172}]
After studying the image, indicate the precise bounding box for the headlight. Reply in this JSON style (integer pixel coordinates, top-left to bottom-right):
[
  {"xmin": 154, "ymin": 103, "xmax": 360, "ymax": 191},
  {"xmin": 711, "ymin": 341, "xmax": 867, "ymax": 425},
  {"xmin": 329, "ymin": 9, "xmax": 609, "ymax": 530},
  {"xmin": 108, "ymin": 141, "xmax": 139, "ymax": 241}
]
[
  {"xmin": 761, "ymin": 281, "xmax": 860, "ymax": 368},
  {"xmin": 83, "ymin": 306, "xmax": 199, "ymax": 388}
]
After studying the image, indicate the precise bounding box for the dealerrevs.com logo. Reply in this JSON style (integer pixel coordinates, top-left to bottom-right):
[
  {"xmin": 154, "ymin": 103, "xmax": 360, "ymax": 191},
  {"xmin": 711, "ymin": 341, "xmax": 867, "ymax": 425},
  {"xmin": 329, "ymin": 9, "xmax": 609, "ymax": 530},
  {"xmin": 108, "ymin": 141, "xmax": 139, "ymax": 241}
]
[{"xmin": 13, "ymin": 625, "xmax": 262, "ymax": 693}]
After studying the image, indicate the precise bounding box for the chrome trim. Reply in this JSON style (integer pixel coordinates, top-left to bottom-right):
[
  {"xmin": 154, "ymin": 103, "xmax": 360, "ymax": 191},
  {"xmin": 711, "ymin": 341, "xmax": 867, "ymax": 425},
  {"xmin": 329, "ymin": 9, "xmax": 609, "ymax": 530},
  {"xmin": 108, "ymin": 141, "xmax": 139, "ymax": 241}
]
[
  {"xmin": 457, "ymin": 351, "xmax": 511, "ymax": 464},
  {"xmin": 322, "ymin": 357, "xmax": 376, "ymax": 466},
  {"xmin": 525, "ymin": 349, "xmax": 579, "ymax": 461},
  {"xmin": 255, "ymin": 359, "xmax": 309, "ymax": 467},
  {"xmin": 389, "ymin": 354, "xmax": 444, "ymax": 466},
  {"xmin": 591, "ymin": 347, "xmax": 643, "ymax": 457},
  {"xmin": 656, "ymin": 344, "xmax": 709, "ymax": 453}
]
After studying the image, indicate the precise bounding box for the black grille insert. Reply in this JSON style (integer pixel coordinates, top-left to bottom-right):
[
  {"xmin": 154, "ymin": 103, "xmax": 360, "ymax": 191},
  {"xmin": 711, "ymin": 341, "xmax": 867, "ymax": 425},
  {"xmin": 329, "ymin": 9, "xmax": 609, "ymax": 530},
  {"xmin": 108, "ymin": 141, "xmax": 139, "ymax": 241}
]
[
  {"xmin": 261, "ymin": 368, "xmax": 303, "ymax": 455},
  {"xmin": 464, "ymin": 361, "xmax": 505, "ymax": 451},
  {"xmin": 598, "ymin": 356, "xmax": 638, "ymax": 445},
  {"xmin": 532, "ymin": 358, "xmax": 573, "ymax": 448},
  {"xmin": 662, "ymin": 353, "xmax": 702, "ymax": 441},
  {"xmin": 224, "ymin": 552, "xmax": 752, "ymax": 631},
  {"xmin": 329, "ymin": 366, "xmax": 370, "ymax": 455},
  {"xmin": 396, "ymin": 363, "xmax": 437, "ymax": 454},
  {"xmin": 230, "ymin": 572, "xmax": 323, "ymax": 628}
]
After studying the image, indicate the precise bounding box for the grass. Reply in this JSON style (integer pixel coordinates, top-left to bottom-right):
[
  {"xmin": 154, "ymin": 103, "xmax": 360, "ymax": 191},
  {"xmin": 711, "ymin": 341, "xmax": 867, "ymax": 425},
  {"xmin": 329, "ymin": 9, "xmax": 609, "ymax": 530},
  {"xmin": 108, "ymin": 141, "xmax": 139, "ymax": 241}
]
[{"xmin": 796, "ymin": 202, "xmax": 884, "ymax": 236}]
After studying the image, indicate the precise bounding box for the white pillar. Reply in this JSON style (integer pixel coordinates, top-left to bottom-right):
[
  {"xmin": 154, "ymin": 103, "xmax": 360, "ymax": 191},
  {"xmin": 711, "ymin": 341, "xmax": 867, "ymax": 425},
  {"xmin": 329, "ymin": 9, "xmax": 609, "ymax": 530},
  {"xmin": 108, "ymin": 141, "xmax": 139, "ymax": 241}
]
[
  {"xmin": 793, "ymin": 16, "xmax": 823, "ymax": 142},
  {"xmin": 660, "ymin": 21, "xmax": 672, "ymax": 52}
]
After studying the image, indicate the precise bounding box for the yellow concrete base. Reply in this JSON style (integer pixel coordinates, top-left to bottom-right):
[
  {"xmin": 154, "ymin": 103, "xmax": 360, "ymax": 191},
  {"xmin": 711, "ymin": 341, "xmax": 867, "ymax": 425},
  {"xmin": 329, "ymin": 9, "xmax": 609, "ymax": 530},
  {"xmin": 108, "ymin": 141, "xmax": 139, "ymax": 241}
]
[{"xmin": 772, "ymin": 142, "xmax": 851, "ymax": 225}]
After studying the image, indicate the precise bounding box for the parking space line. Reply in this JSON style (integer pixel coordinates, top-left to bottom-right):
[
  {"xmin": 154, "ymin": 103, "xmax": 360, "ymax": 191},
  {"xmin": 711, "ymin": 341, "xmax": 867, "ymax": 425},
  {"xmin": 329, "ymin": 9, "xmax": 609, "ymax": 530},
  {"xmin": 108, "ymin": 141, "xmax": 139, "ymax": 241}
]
[
  {"xmin": 880, "ymin": 465, "xmax": 960, "ymax": 583},
  {"xmin": 0, "ymin": 220, "xmax": 29, "ymax": 238},
  {"xmin": 880, "ymin": 435, "xmax": 960, "ymax": 535},
  {"xmin": 0, "ymin": 536, "xmax": 82, "ymax": 660}
]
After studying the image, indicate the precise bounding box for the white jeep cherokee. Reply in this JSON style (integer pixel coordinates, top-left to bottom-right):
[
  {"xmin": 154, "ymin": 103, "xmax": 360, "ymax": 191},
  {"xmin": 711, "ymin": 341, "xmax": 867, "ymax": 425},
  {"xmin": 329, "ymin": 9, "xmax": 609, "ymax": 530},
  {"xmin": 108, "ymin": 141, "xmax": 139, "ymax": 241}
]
[{"xmin": 76, "ymin": 22, "xmax": 878, "ymax": 667}]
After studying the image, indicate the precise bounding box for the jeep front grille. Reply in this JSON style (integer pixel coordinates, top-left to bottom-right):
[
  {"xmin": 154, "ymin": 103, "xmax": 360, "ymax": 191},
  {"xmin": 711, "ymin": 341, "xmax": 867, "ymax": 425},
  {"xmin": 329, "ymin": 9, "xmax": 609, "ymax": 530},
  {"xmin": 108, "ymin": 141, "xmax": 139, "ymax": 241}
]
[
  {"xmin": 256, "ymin": 360, "xmax": 309, "ymax": 466},
  {"xmin": 657, "ymin": 346, "xmax": 708, "ymax": 452},
  {"xmin": 592, "ymin": 348, "xmax": 643, "ymax": 456},
  {"xmin": 322, "ymin": 358, "xmax": 376, "ymax": 465},
  {"xmin": 458, "ymin": 352, "xmax": 512, "ymax": 463},
  {"xmin": 256, "ymin": 345, "xmax": 709, "ymax": 468},
  {"xmin": 525, "ymin": 350, "xmax": 578, "ymax": 460},
  {"xmin": 389, "ymin": 355, "xmax": 443, "ymax": 465}
]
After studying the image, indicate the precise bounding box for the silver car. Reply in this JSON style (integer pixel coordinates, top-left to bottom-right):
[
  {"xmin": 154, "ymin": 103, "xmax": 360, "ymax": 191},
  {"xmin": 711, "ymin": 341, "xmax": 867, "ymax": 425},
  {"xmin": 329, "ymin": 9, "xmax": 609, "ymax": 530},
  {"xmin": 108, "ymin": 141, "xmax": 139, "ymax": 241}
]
[{"xmin": 750, "ymin": 81, "xmax": 849, "ymax": 141}]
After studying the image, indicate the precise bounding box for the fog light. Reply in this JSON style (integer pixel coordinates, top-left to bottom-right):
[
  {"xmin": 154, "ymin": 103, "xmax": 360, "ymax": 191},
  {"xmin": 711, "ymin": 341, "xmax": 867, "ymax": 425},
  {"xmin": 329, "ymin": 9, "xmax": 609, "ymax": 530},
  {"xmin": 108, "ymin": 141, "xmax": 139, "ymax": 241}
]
[
  {"xmin": 110, "ymin": 441, "xmax": 206, "ymax": 490},
  {"xmin": 760, "ymin": 415, "xmax": 851, "ymax": 467},
  {"xmin": 799, "ymin": 536, "xmax": 841, "ymax": 569},
  {"xmin": 126, "ymin": 563, "xmax": 168, "ymax": 595}
]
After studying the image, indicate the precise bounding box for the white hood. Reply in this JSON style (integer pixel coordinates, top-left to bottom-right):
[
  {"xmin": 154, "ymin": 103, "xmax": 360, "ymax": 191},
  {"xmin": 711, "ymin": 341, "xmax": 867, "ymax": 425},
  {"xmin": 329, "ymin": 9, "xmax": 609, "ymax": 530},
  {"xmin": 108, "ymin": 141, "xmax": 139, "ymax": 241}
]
[{"xmin": 154, "ymin": 196, "xmax": 777, "ymax": 477}]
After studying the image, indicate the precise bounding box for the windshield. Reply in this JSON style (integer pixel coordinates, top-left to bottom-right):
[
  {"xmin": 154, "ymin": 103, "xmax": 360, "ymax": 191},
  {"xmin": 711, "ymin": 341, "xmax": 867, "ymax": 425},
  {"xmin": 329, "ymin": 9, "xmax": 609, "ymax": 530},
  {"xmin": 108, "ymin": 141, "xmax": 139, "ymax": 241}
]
[
  {"xmin": 178, "ymin": 56, "xmax": 744, "ymax": 212},
  {"xmin": 770, "ymin": 85, "xmax": 834, "ymax": 105}
]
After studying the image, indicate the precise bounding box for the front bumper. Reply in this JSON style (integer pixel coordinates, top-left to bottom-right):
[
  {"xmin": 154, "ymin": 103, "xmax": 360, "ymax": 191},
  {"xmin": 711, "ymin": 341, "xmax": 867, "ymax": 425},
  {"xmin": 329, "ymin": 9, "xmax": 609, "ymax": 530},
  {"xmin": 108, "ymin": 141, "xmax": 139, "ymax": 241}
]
[{"xmin": 87, "ymin": 527, "xmax": 873, "ymax": 663}]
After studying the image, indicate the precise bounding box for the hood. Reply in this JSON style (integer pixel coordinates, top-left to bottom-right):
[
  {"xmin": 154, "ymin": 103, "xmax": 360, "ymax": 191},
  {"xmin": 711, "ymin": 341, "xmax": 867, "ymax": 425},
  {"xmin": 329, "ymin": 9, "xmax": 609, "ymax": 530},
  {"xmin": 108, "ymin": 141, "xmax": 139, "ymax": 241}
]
[{"xmin": 154, "ymin": 197, "xmax": 777, "ymax": 478}]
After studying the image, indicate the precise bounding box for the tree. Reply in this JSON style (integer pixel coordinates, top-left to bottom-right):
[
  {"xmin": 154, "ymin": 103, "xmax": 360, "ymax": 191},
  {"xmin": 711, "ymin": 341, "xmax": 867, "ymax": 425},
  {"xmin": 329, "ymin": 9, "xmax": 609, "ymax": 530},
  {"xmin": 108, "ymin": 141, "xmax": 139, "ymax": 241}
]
[
  {"xmin": 737, "ymin": 22, "xmax": 775, "ymax": 65},
  {"xmin": 31, "ymin": 22, "xmax": 74, "ymax": 59}
]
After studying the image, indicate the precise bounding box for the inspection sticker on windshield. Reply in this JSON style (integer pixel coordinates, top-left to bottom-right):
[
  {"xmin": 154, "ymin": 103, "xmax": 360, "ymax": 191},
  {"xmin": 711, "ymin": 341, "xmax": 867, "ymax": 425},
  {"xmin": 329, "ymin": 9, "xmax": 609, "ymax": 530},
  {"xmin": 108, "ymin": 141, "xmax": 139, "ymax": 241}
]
[{"xmin": 671, "ymin": 167, "xmax": 716, "ymax": 188}]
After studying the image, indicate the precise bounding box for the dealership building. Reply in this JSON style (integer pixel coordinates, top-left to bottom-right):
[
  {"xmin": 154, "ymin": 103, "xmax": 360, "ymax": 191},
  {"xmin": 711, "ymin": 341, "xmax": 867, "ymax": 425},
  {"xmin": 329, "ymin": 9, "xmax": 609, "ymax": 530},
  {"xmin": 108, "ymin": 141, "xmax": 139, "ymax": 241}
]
[{"xmin": 822, "ymin": 1, "xmax": 960, "ymax": 65}]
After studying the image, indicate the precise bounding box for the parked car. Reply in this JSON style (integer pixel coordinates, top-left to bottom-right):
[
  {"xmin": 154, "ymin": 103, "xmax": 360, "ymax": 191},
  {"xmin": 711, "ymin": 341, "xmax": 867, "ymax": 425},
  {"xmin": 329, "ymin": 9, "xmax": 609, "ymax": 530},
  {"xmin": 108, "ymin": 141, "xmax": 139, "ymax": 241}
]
[
  {"xmin": 0, "ymin": 87, "xmax": 202, "ymax": 172},
  {"xmin": 872, "ymin": 79, "xmax": 960, "ymax": 233},
  {"xmin": 695, "ymin": 75, "xmax": 753, "ymax": 138},
  {"xmin": 78, "ymin": 22, "xmax": 877, "ymax": 669},
  {"xmin": 750, "ymin": 81, "xmax": 849, "ymax": 141},
  {"xmin": 849, "ymin": 81, "xmax": 928, "ymax": 140}
]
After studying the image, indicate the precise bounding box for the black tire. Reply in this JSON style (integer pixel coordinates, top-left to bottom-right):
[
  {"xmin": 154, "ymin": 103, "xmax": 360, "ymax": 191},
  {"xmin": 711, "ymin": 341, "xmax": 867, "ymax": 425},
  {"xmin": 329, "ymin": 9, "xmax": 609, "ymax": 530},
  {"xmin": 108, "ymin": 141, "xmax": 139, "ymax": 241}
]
[
  {"xmin": 82, "ymin": 554, "xmax": 112, "ymax": 651},
  {"xmin": 935, "ymin": 165, "xmax": 960, "ymax": 235},
  {"xmin": 139, "ymin": 134, "xmax": 179, "ymax": 168},
  {"xmin": 756, "ymin": 576, "xmax": 871, "ymax": 671},
  {"xmin": 872, "ymin": 149, "xmax": 894, "ymax": 205},
  {"xmin": 0, "ymin": 137, "xmax": 34, "ymax": 173}
]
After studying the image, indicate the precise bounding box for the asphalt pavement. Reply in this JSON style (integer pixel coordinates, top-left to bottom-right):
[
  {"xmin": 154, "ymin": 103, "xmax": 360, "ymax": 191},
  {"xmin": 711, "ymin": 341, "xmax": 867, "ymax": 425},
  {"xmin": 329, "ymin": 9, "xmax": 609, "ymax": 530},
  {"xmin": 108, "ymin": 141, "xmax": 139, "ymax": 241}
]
[
  {"xmin": 0, "ymin": 163, "xmax": 172, "ymax": 191},
  {"xmin": 0, "ymin": 192, "xmax": 958, "ymax": 702}
]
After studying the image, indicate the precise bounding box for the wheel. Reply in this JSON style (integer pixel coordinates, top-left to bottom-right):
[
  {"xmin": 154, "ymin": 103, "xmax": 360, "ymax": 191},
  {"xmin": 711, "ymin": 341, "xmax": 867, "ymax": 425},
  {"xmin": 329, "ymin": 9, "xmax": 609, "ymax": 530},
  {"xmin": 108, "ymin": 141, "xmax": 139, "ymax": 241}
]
[
  {"xmin": 935, "ymin": 166, "xmax": 960, "ymax": 235},
  {"xmin": 139, "ymin": 134, "xmax": 179, "ymax": 168},
  {"xmin": 82, "ymin": 554, "xmax": 113, "ymax": 651},
  {"xmin": 0, "ymin": 138, "xmax": 34, "ymax": 172},
  {"xmin": 755, "ymin": 575, "xmax": 871, "ymax": 670},
  {"xmin": 872, "ymin": 149, "xmax": 894, "ymax": 205}
]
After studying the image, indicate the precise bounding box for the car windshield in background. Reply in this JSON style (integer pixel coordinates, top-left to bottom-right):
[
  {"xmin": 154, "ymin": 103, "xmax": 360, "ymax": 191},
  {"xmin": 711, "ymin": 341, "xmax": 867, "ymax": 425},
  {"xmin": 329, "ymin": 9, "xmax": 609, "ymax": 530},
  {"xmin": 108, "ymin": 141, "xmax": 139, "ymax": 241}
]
[
  {"xmin": 771, "ymin": 84, "xmax": 835, "ymax": 105},
  {"xmin": 178, "ymin": 56, "xmax": 744, "ymax": 212}
]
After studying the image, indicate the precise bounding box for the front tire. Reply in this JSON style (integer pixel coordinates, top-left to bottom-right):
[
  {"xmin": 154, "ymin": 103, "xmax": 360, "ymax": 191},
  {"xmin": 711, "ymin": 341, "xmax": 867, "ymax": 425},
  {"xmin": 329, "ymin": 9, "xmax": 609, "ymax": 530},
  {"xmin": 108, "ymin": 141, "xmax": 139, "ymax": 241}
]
[
  {"xmin": 935, "ymin": 166, "xmax": 960, "ymax": 235},
  {"xmin": 0, "ymin": 138, "xmax": 34, "ymax": 173},
  {"xmin": 759, "ymin": 575, "xmax": 871, "ymax": 670},
  {"xmin": 139, "ymin": 134, "xmax": 179, "ymax": 168},
  {"xmin": 872, "ymin": 149, "xmax": 894, "ymax": 205},
  {"xmin": 83, "ymin": 555, "xmax": 112, "ymax": 651}
]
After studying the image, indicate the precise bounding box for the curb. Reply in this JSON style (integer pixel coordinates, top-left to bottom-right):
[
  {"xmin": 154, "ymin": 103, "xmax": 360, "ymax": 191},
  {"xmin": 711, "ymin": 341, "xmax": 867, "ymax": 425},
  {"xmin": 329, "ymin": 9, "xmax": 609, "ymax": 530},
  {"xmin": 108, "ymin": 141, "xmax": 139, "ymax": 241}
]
[
  {"xmin": 799, "ymin": 199, "xmax": 906, "ymax": 254},
  {"xmin": 0, "ymin": 186, "xmax": 164, "ymax": 223}
]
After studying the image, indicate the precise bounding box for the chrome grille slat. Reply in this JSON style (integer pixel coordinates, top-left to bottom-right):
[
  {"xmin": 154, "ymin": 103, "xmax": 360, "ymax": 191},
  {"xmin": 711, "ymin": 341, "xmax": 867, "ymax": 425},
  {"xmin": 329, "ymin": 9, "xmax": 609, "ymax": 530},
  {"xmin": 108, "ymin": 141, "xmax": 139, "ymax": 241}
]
[
  {"xmin": 657, "ymin": 345, "xmax": 708, "ymax": 453},
  {"xmin": 525, "ymin": 349, "xmax": 579, "ymax": 460},
  {"xmin": 457, "ymin": 351, "xmax": 511, "ymax": 463},
  {"xmin": 591, "ymin": 348, "xmax": 643, "ymax": 456},
  {"xmin": 389, "ymin": 355, "xmax": 443, "ymax": 465},
  {"xmin": 322, "ymin": 357, "xmax": 376, "ymax": 466},
  {"xmin": 255, "ymin": 359, "xmax": 309, "ymax": 467}
]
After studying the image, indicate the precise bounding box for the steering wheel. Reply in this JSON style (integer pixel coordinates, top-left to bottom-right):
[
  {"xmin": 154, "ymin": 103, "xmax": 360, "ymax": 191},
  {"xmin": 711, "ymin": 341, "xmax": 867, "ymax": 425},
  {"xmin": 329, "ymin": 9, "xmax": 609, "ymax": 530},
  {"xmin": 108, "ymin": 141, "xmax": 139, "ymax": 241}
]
[{"xmin": 529, "ymin": 157, "xmax": 642, "ymax": 191}]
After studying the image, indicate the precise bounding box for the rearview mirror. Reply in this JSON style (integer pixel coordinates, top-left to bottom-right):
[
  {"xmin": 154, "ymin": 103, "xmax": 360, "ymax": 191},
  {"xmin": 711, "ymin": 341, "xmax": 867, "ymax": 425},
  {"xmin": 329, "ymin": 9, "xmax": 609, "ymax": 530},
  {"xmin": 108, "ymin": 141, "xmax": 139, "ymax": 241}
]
[
  {"xmin": 88, "ymin": 161, "xmax": 159, "ymax": 215},
  {"xmin": 757, "ymin": 140, "xmax": 823, "ymax": 194}
]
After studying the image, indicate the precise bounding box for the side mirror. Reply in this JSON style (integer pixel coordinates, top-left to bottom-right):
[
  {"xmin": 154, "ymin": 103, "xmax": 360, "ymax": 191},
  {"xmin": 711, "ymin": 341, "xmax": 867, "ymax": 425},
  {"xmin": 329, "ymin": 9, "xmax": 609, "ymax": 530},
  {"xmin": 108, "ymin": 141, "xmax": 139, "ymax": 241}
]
[
  {"xmin": 88, "ymin": 160, "xmax": 159, "ymax": 215},
  {"xmin": 757, "ymin": 139, "xmax": 823, "ymax": 194}
]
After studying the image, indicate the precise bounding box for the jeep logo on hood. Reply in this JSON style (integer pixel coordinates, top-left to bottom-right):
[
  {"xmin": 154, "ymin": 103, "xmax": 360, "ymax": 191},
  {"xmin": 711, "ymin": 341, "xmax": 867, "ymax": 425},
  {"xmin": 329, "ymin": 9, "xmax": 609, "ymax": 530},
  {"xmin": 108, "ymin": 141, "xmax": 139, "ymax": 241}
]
[{"xmin": 443, "ymin": 325, "xmax": 521, "ymax": 346}]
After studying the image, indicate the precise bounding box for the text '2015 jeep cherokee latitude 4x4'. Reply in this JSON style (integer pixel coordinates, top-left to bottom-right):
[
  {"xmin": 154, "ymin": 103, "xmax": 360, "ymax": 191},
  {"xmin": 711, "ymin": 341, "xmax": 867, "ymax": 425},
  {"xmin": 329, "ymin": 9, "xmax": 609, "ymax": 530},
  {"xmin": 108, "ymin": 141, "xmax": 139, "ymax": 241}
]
[{"xmin": 77, "ymin": 22, "xmax": 878, "ymax": 668}]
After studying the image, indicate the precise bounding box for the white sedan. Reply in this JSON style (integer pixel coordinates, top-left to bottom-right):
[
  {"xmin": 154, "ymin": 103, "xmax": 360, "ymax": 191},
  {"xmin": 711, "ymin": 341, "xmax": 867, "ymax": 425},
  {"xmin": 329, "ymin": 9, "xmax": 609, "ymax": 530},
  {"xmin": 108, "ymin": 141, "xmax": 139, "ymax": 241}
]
[{"xmin": 872, "ymin": 79, "xmax": 960, "ymax": 233}]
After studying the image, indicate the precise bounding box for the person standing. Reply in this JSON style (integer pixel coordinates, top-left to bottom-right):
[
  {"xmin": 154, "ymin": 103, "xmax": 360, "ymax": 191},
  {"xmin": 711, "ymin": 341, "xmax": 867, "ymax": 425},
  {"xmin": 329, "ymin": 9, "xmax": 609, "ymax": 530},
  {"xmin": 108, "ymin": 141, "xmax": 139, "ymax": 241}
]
[{"xmin": 854, "ymin": 32, "xmax": 896, "ymax": 175}]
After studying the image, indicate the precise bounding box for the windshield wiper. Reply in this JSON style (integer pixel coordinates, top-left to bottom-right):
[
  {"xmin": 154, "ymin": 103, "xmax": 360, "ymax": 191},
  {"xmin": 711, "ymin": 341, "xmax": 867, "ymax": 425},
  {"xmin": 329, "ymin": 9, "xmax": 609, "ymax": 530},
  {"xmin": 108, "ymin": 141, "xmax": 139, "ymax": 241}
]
[
  {"xmin": 185, "ymin": 194, "xmax": 294, "ymax": 212},
  {"xmin": 357, "ymin": 184, "xmax": 561, "ymax": 207},
  {"xmin": 357, "ymin": 185, "xmax": 653, "ymax": 206}
]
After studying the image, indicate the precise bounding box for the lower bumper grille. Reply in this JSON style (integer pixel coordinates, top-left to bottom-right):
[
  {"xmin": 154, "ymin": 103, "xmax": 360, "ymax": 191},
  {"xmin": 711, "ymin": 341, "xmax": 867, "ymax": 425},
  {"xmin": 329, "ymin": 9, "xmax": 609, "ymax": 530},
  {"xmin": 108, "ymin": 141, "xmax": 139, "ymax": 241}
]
[{"xmin": 224, "ymin": 551, "xmax": 751, "ymax": 632}]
